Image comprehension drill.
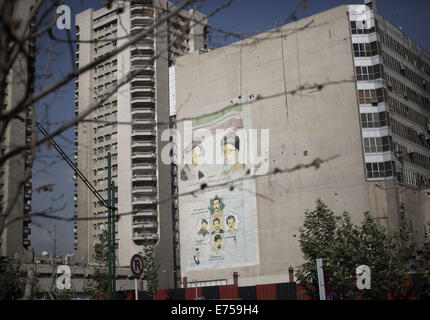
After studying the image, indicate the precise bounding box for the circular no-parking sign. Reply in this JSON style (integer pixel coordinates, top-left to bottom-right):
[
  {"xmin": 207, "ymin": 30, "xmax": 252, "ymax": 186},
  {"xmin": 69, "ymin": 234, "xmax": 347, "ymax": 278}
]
[{"xmin": 130, "ymin": 254, "xmax": 144, "ymax": 277}]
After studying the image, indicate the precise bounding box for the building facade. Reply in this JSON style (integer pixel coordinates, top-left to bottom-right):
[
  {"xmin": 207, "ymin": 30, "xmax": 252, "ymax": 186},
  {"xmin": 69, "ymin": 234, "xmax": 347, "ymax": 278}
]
[
  {"xmin": 0, "ymin": 0, "xmax": 36, "ymax": 263},
  {"xmin": 173, "ymin": 1, "xmax": 430, "ymax": 287},
  {"xmin": 73, "ymin": 0, "xmax": 206, "ymax": 289}
]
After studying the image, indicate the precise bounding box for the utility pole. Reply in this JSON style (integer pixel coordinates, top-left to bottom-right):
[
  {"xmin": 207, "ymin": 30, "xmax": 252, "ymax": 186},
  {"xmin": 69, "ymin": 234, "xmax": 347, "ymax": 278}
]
[
  {"xmin": 111, "ymin": 180, "xmax": 116, "ymax": 298},
  {"xmin": 107, "ymin": 152, "xmax": 112, "ymax": 299},
  {"xmin": 49, "ymin": 225, "xmax": 57, "ymax": 294},
  {"xmin": 107, "ymin": 153, "xmax": 117, "ymax": 299}
]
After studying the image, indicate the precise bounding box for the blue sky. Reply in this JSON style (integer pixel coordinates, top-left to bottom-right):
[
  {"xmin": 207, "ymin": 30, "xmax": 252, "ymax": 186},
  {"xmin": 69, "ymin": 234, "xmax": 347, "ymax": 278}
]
[{"xmin": 29, "ymin": 0, "xmax": 430, "ymax": 256}]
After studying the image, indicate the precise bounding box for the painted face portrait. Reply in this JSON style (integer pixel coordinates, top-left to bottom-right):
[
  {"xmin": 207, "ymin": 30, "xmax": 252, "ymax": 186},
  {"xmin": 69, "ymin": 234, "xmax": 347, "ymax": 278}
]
[
  {"xmin": 212, "ymin": 234, "xmax": 224, "ymax": 252},
  {"xmin": 192, "ymin": 145, "xmax": 201, "ymax": 166},
  {"xmin": 223, "ymin": 143, "xmax": 238, "ymax": 163},
  {"xmin": 198, "ymin": 219, "xmax": 209, "ymax": 237},
  {"xmin": 226, "ymin": 215, "xmax": 236, "ymax": 232},
  {"xmin": 216, "ymin": 238, "xmax": 222, "ymax": 249},
  {"xmin": 213, "ymin": 199, "xmax": 221, "ymax": 214},
  {"xmin": 214, "ymin": 219, "xmax": 220, "ymax": 230},
  {"xmin": 211, "ymin": 217, "xmax": 224, "ymax": 234},
  {"xmin": 209, "ymin": 196, "xmax": 224, "ymax": 217}
]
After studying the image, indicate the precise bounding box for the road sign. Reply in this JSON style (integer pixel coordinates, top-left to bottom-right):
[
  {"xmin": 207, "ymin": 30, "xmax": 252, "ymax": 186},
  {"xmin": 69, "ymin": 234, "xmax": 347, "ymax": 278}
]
[{"xmin": 130, "ymin": 254, "xmax": 144, "ymax": 277}]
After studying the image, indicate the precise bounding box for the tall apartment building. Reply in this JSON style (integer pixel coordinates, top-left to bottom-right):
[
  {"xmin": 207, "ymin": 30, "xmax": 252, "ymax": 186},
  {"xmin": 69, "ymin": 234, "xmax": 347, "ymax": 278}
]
[
  {"xmin": 73, "ymin": 0, "xmax": 206, "ymax": 289},
  {"xmin": 0, "ymin": 0, "xmax": 36, "ymax": 262},
  {"xmin": 173, "ymin": 0, "xmax": 430, "ymax": 286}
]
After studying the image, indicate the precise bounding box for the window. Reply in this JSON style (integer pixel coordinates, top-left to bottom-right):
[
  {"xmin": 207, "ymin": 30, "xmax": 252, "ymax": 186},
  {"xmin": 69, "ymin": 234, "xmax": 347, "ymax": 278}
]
[
  {"xmin": 350, "ymin": 20, "xmax": 375, "ymax": 34},
  {"xmin": 356, "ymin": 64, "xmax": 382, "ymax": 81},
  {"xmin": 366, "ymin": 161, "xmax": 394, "ymax": 179},
  {"xmin": 358, "ymin": 88, "xmax": 384, "ymax": 104},
  {"xmin": 363, "ymin": 136, "xmax": 391, "ymax": 153},
  {"xmin": 361, "ymin": 112, "xmax": 389, "ymax": 128},
  {"xmin": 353, "ymin": 41, "xmax": 378, "ymax": 57}
]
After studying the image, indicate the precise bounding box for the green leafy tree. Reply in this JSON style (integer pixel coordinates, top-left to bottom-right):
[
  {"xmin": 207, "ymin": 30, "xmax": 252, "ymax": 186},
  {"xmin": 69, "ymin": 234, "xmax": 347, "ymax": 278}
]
[
  {"xmin": 295, "ymin": 200, "xmax": 341, "ymax": 299},
  {"xmin": 84, "ymin": 230, "xmax": 109, "ymax": 299},
  {"xmin": 54, "ymin": 289, "xmax": 73, "ymax": 300},
  {"xmin": 0, "ymin": 256, "xmax": 27, "ymax": 300},
  {"xmin": 416, "ymin": 222, "xmax": 430, "ymax": 299},
  {"xmin": 296, "ymin": 200, "xmax": 417, "ymax": 300},
  {"xmin": 139, "ymin": 241, "xmax": 159, "ymax": 298}
]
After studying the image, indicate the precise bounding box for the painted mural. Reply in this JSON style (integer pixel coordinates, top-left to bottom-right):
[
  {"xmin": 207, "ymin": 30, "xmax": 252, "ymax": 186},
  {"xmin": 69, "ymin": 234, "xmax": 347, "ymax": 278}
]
[{"xmin": 178, "ymin": 102, "xmax": 260, "ymax": 271}]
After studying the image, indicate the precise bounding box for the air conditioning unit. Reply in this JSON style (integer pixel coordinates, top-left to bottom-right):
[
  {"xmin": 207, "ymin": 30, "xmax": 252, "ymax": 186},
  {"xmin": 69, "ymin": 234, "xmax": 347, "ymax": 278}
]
[
  {"xmin": 395, "ymin": 149, "xmax": 404, "ymax": 158},
  {"xmin": 426, "ymin": 120, "xmax": 430, "ymax": 133},
  {"xmin": 387, "ymin": 82, "xmax": 393, "ymax": 91},
  {"xmin": 403, "ymin": 91, "xmax": 408, "ymax": 99}
]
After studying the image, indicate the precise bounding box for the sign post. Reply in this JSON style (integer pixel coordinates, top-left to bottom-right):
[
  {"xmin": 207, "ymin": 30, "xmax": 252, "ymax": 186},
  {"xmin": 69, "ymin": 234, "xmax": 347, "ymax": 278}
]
[
  {"xmin": 130, "ymin": 254, "xmax": 144, "ymax": 301},
  {"xmin": 316, "ymin": 258, "xmax": 326, "ymax": 300}
]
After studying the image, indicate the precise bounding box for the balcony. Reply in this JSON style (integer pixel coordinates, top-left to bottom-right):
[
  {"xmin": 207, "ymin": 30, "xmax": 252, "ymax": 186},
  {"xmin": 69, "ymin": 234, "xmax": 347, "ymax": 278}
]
[
  {"xmin": 132, "ymin": 186, "xmax": 157, "ymax": 193},
  {"xmin": 131, "ymin": 15, "xmax": 153, "ymax": 26},
  {"xmin": 131, "ymin": 119, "xmax": 155, "ymax": 126},
  {"xmin": 131, "ymin": 108, "xmax": 155, "ymax": 118},
  {"xmin": 130, "ymin": 86, "xmax": 154, "ymax": 96},
  {"xmin": 133, "ymin": 220, "xmax": 158, "ymax": 229},
  {"xmin": 131, "ymin": 75, "xmax": 154, "ymax": 83},
  {"xmin": 131, "ymin": 56, "xmax": 153, "ymax": 68},
  {"xmin": 132, "ymin": 163, "xmax": 156, "ymax": 170},
  {"xmin": 131, "ymin": 97, "xmax": 155, "ymax": 104},
  {"xmin": 131, "ymin": 64, "xmax": 155, "ymax": 74},
  {"xmin": 130, "ymin": 24, "xmax": 152, "ymax": 35},
  {"xmin": 131, "ymin": 151, "xmax": 156, "ymax": 159},
  {"xmin": 132, "ymin": 43, "xmax": 154, "ymax": 53},
  {"xmin": 131, "ymin": 140, "xmax": 156, "ymax": 148},
  {"xmin": 131, "ymin": 129, "xmax": 156, "ymax": 136},
  {"xmin": 132, "ymin": 174, "xmax": 157, "ymax": 182},
  {"xmin": 133, "ymin": 210, "xmax": 157, "ymax": 217},
  {"xmin": 132, "ymin": 232, "xmax": 158, "ymax": 241}
]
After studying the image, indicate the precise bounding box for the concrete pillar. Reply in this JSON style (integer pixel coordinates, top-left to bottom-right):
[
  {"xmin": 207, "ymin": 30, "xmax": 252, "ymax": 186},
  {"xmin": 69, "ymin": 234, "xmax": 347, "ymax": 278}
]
[
  {"xmin": 233, "ymin": 272, "xmax": 239, "ymax": 286},
  {"xmin": 289, "ymin": 266, "xmax": 294, "ymax": 282}
]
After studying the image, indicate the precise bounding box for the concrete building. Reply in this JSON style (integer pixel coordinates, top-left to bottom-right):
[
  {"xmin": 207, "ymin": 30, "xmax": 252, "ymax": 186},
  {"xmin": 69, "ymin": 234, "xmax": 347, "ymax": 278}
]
[
  {"xmin": 173, "ymin": 0, "xmax": 430, "ymax": 287},
  {"xmin": 73, "ymin": 0, "xmax": 207, "ymax": 289},
  {"xmin": 0, "ymin": 0, "xmax": 37, "ymax": 263}
]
